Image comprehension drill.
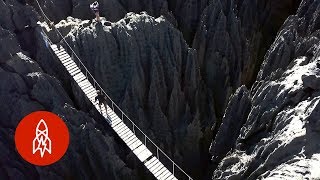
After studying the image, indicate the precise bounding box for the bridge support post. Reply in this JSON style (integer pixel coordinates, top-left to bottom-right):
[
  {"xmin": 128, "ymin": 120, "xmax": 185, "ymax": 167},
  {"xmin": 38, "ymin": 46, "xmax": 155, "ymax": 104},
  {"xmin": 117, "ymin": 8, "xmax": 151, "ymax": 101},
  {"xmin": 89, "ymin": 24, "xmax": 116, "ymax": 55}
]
[
  {"xmin": 157, "ymin": 148, "xmax": 159, "ymax": 159},
  {"xmin": 173, "ymin": 164, "xmax": 174, "ymax": 176},
  {"xmin": 144, "ymin": 136, "xmax": 146, "ymax": 146}
]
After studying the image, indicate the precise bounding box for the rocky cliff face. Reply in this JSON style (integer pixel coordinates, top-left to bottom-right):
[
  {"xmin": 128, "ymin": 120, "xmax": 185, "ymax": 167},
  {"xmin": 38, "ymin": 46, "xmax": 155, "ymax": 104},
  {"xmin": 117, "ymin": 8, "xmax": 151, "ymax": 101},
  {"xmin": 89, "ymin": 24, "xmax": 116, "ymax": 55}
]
[
  {"xmin": 193, "ymin": 0, "xmax": 301, "ymax": 118},
  {"xmin": 210, "ymin": 0, "xmax": 320, "ymax": 178},
  {"xmin": 0, "ymin": 54, "xmax": 136, "ymax": 179},
  {"xmin": 32, "ymin": 0, "xmax": 210, "ymax": 45},
  {"xmin": 1, "ymin": 0, "xmax": 215, "ymax": 178},
  {"xmin": 0, "ymin": 1, "xmax": 138, "ymax": 179},
  {"xmin": 2, "ymin": 0, "xmax": 320, "ymax": 179},
  {"xmin": 40, "ymin": 13, "xmax": 215, "ymax": 178}
]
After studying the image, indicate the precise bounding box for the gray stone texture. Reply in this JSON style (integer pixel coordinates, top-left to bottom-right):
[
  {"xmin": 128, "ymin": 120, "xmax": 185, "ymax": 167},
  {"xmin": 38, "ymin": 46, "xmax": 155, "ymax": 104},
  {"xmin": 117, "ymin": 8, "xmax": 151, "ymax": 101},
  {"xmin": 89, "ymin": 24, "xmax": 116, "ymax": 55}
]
[
  {"xmin": 210, "ymin": 0, "xmax": 320, "ymax": 179},
  {"xmin": 42, "ymin": 14, "xmax": 215, "ymax": 178},
  {"xmin": 0, "ymin": 1, "xmax": 136, "ymax": 179}
]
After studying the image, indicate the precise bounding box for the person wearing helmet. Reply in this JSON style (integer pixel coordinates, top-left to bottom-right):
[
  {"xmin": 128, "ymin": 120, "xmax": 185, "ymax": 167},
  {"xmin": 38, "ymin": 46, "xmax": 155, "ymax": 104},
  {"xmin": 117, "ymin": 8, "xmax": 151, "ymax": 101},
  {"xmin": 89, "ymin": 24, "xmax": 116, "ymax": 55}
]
[{"xmin": 90, "ymin": 1, "xmax": 100, "ymax": 22}]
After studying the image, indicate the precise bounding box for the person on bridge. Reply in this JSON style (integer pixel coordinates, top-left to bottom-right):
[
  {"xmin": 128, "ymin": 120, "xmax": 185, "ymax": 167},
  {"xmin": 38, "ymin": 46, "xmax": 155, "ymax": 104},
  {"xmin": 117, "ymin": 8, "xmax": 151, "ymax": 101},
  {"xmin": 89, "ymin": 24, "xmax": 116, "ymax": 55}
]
[
  {"xmin": 95, "ymin": 90, "xmax": 108, "ymax": 112},
  {"xmin": 90, "ymin": 1, "xmax": 101, "ymax": 22}
]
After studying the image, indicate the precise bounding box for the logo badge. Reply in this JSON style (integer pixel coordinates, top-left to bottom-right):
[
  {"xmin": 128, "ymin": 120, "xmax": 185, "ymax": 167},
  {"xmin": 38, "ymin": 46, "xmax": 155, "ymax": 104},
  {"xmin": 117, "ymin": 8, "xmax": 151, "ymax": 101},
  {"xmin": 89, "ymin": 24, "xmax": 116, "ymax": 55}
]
[
  {"xmin": 32, "ymin": 119, "xmax": 52, "ymax": 158},
  {"xmin": 15, "ymin": 111, "xmax": 69, "ymax": 166}
]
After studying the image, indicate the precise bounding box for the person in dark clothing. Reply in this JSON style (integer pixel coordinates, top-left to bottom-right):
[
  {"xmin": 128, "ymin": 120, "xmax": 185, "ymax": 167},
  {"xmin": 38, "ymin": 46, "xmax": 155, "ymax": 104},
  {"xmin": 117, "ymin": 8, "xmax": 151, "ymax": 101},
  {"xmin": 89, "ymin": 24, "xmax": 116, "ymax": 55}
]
[
  {"xmin": 90, "ymin": 1, "xmax": 100, "ymax": 22},
  {"xmin": 95, "ymin": 90, "xmax": 108, "ymax": 112}
]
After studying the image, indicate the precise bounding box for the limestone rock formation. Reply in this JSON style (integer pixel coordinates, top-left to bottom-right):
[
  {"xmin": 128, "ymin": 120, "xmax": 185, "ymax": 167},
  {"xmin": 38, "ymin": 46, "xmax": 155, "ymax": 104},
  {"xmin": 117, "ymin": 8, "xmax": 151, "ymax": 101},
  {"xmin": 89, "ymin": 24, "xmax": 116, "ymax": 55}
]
[
  {"xmin": 3, "ymin": 0, "xmax": 320, "ymax": 179},
  {"xmin": 42, "ymin": 13, "xmax": 215, "ymax": 178},
  {"xmin": 193, "ymin": 0, "xmax": 301, "ymax": 118},
  {"xmin": 0, "ymin": 53, "xmax": 135, "ymax": 179},
  {"xmin": 209, "ymin": 86, "xmax": 251, "ymax": 167},
  {"xmin": 31, "ymin": 0, "xmax": 211, "ymax": 45},
  {"xmin": 257, "ymin": 0, "xmax": 320, "ymax": 80},
  {"xmin": 0, "ymin": 1, "xmax": 136, "ymax": 179},
  {"xmin": 193, "ymin": 0, "xmax": 244, "ymax": 117},
  {"xmin": 210, "ymin": 0, "xmax": 320, "ymax": 178},
  {"xmin": 168, "ymin": 0, "xmax": 209, "ymax": 44}
]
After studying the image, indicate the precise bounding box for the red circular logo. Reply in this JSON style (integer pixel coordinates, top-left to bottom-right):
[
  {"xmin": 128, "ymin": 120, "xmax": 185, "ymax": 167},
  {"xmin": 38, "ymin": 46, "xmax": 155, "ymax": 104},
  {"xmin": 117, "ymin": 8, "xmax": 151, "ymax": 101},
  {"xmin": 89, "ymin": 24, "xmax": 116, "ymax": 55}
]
[{"xmin": 15, "ymin": 111, "xmax": 70, "ymax": 166}]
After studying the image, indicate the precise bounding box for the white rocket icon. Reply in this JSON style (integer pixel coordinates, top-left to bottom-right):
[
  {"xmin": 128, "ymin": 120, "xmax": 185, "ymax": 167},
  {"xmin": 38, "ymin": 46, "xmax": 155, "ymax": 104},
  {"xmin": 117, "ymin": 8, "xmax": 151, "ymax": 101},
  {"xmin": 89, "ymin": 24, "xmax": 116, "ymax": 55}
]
[{"xmin": 32, "ymin": 119, "xmax": 52, "ymax": 158}]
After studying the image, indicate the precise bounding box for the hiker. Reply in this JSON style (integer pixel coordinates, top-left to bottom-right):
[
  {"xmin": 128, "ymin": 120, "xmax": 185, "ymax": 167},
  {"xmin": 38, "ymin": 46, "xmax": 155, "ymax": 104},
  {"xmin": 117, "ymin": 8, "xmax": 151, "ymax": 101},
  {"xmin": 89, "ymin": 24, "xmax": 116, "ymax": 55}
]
[
  {"xmin": 95, "ymin": 90, "xmax": 108, "ymax": 112},
  {"xmin": 90, "ymin": 1, "xmax": 100, "ymax": 22}
]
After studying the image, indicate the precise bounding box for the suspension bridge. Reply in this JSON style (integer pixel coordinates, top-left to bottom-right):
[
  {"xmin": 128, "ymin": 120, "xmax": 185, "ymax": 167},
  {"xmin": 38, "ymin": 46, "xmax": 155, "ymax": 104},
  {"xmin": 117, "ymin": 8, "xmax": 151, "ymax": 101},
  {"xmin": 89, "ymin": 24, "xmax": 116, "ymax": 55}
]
[{"xmin": 35, "ymin": 0, "xmax": 193, "ymax": 180}]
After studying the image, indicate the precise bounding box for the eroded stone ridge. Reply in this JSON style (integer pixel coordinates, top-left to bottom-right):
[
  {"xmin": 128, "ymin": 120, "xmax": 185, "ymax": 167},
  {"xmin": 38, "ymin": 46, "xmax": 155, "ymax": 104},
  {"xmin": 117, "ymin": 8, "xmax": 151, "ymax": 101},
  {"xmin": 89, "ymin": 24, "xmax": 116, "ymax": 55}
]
[{"xmin": 210, "ymin": 0, "xmax": 320, "ymax": 179}]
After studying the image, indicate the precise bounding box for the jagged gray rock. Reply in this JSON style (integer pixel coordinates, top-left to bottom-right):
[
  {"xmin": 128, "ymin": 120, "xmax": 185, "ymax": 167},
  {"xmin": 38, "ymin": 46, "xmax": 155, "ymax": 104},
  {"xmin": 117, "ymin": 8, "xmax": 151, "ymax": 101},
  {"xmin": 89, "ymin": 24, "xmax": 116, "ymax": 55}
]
[
  {"xmin": 43, "ymin": 13, "xmax": 215, "ymax": 178},
  {"xmin": 193, "ymin": 0, "xmax": 301, "ymax": 118},
  {"xmin": 168, "ymin": 0, "xmax": 209, "ymax": 43},
  {"xmin": 3, "ymin": 0, "xmax": 318, "ymax": 179},
  {"xmin": 0, "ymin": 27, "xmax": 23, "ymax": 63},
  {"xmin": 0, "ymin": 0, "xmax": 39, "ymax": 61},
  {"xmin": 210, "ymin": 0, "xmax": 320, "ymax": 179},
  {"xmin": 0, "ymin": 53, "xmax": 136, "ymax": 179},
  {"xmin": 257, "ymin": 0, "xmax": 320, "ymax": 81},
  {"xmin": 209, "ymin": 86, "xmax": 251, "ymax": 166},
  {"xmin": 193, "ymin": 0, "xmax": 245, "ymax": 117},
  {"xmin": 31, "ymin": 0, "xmax": 210, "ymax": 45},
  {"xmin": 0, "ymin": 0, "xmax": 15, "ymax": 30},
  {"xmin": 0, "ymin": 1, "xmax": 136, "ymax": 178},
  {"xmin": 213, "ymin": 58, "xmax": 320, "ymax": 179}
]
